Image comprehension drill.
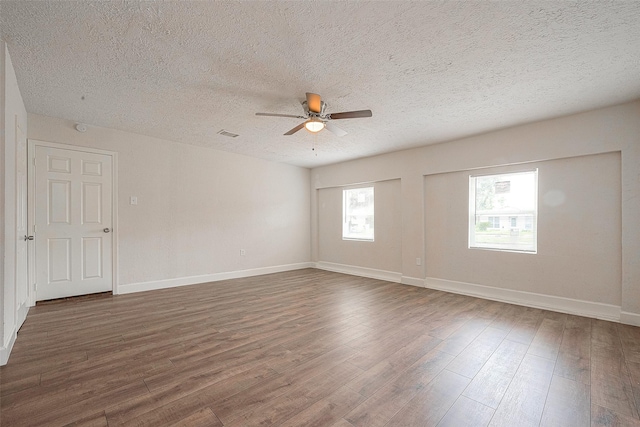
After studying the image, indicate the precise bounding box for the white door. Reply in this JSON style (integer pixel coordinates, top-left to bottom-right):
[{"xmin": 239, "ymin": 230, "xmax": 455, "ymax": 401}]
[
  {"xmin": 15, "ymin": 122, "xmax": 28, "ymax": 320},
  {"xmin": 34, "ymin": 145, "xmax": 113, "ymax": 300}
]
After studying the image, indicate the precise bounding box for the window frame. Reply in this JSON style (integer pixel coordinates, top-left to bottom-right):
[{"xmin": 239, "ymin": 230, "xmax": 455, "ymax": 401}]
[
  {"xmin": 469, "ymin": 169, "xmax": 538, "ymax": 253},
  {"xmin": 342, "ymin": 186, "xmax": 375, "ymax": 242}
]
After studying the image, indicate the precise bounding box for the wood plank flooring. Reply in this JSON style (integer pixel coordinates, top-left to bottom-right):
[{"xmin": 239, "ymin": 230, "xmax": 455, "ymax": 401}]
[{"xmin": 1, "ymin": 269, "xmax": 639, "ymax": 426}]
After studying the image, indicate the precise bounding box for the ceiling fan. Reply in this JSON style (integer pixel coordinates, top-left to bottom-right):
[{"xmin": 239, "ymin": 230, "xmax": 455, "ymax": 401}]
[{"xmin": 255, "ymin": 92, "xmax": 372, "ymax": 137}]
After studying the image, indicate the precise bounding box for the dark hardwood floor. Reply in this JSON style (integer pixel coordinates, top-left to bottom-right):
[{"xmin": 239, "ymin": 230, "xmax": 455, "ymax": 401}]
[{"xmin": 1, "ymin": 269, "xmax": 639, "ymax": 426}]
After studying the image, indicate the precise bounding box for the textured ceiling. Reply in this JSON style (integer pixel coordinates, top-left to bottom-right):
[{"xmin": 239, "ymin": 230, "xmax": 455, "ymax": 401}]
[{"xmin": 1, "ymin": 1, "xmax": 640, "ymax": 168}]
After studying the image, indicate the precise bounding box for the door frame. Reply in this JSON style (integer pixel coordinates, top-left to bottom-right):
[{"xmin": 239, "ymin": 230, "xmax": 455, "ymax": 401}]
[
  {"xmin": 15, "ymin": 119, "xmax": 28, "ymax": 328},
  {"xmin": 27, "ymin": 139, "xmax": 119, "ymax": 305}
]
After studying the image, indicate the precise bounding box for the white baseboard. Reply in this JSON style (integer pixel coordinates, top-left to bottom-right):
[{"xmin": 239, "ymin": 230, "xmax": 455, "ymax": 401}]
[
  {"xmin": 0, "ymin": 304, "xmax": 30, "ymax": 366},
  {"xmin": 312, "ymin": 268, "xmax": 637, "ymax": 325},
  {"xmin": 401, "ymin": 276, "xmax": 425, "ymax": 287},
  {"xmin": 17, "ymin": 303, "xmax": 29, "ymax": 330},
  {"xmin": 425, "ymin": 277, "xmax": 621, "ymax": 322},
  {"xmin": 315, "ymin": 261, "xmax": 402, "ymax": 283},
  {"xmin": 0, "ymin": 330, "xmax": 17, "ymax": 366},
  {"xmin": 621, "ymin": 311, "xmax": 640, "ymax": 327},
  {"xmin": 117, "ymin": 262, "xmax": 315, "ymax": 295}
]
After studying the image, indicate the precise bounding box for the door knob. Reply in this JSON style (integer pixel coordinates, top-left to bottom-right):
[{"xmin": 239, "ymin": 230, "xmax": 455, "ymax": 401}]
[
  {"xmin": 24, "ymin": 235, "xmax": 34, "ymax": 241},
  {"xmin": 103, "ymin": 228, "xmax": 111, "ymax": 233}
]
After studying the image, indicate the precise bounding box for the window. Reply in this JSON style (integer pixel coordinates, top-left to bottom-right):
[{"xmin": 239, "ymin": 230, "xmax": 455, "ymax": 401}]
[
  {"xmin": 343, "ymin": 187, "xmax": 374, "ymax": 241},
  {"xmin": 524, "ymin": 216, "xmax": 533, "ymax": 230},
  {"xmin": 488, "ymin": 216, "xmax": 500, "ymax": 228},
  {"xmin": 469, "ymin": 170, "xmax": 537, "ymax": 252}
]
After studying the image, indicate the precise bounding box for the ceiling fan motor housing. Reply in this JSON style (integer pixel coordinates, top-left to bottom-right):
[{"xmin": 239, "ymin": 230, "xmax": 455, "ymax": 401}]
[{"xmin": 303, "ymin": 100, "xmax": 327, "ymax": 117}]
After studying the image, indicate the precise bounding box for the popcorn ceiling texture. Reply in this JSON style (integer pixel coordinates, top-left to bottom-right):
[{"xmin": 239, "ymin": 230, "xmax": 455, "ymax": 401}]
[{"xmin": 1, "ymin": 1, "xmax": 639, "ymax": 168}]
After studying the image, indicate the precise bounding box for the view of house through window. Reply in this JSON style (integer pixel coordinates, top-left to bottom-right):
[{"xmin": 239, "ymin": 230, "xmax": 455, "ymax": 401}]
[
  {"xmin": 343, "ymin": 187, "xmax": 374, "ymax": 241},
  {"xmin": 469, "ymin": 170, "xmax": 538, "ymax": 252}
]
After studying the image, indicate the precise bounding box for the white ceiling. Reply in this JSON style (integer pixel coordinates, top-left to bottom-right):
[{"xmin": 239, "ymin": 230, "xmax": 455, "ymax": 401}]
[{"xmin": 1, "ymin": 1, "xmax": 639, "ymax": 168}]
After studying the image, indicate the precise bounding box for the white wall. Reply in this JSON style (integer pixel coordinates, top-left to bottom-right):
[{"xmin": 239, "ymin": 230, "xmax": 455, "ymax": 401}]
[
  {"xmin": 317, "ymin": 179, "xmax": 402, "ymax": 279},
  {"xmin": 27, "ymin": 114, "xmax": 312, "ymax": 294},
  {"xmin": 425, "ymin": 152, "xmax": 621, "ymax": 305},
  {"xmin": 311, "ymin": 100, "xmax": 640, "ymax": 325},
  {"xmin": 1, "ymin": 42, "xmax": 29, "ymax": 365}
]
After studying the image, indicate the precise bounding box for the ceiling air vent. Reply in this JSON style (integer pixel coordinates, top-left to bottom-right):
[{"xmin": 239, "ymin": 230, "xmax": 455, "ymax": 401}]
[{"xmin": 217, "ymin": 129, "xmax": 239, "ymax": 138}]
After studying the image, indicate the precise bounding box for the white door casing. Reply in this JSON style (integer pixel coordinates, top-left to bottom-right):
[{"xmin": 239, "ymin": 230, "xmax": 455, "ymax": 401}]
[
  {"xmin": 15, "ymin": 121, "xmax": 28, "ymax": 323},
  {"xmin": 33, "ymin": 144, "xmax": 114, "ymax": 300}
]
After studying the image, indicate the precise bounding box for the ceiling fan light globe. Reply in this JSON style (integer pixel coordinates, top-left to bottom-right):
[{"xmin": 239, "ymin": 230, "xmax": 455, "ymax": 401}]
[{"xmin": 304, "ymin": 120, "xmax": 325, "ymax": 133}]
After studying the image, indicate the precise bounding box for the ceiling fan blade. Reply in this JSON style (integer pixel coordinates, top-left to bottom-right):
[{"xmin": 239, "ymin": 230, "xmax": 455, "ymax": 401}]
[
  {"xmin": 328, "ymin": 110, "xmax": 373, "ymax": 120},
  {"xmin": 256, "ymin": 112, "xmax": 306, "ymax": 119},
  {"xmin": 325, "ymin": 122, "xmax": 347, "ymax": 137},
  {"xmin": 306, "ymin": 92, "xmax": 322, "ymax": 114},
  {"xmin": 284, "ymin": 123, "xmax": 306, "ymax": 135}
]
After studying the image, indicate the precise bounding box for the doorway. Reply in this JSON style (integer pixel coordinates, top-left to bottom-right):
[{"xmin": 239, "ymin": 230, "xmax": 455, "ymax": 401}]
[{"xmin": 28, "ymin": 140, "xmax": 118, "ymax": 301}]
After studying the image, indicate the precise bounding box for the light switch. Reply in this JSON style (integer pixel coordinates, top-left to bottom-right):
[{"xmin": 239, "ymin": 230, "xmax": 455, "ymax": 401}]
[{"xmin": 130, "ymin": 196, "xmax": 138, "ymax": 205}]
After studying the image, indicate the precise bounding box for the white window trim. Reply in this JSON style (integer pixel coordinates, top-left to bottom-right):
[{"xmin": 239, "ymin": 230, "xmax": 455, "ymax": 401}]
[
  {"xmin": 468, "ymin": 169, "xmax": 538, "ymax": 254},
  {"xmin": 342, "ymin": 186, "xmax": 375, "ymax": 242}
]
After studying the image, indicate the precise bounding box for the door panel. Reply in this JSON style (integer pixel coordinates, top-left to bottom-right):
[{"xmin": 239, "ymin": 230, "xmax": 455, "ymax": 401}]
[
  {"xmin": 82, "ymin": 182, "xmax": 102, "ymax": 224},
  {"xmin": 82, "ymin": 237, "xmax": 102, "ymax": 279},
  {"xmin": 48, "ymin": 238, "xmax": 71, "ymax": 282},
  {"xmin": 35, "ymin": 145, "xmax": 113, "ymax": 300},
  {"xmin": 82, "ymin": 160, "xmax": 102, "ymax": 176},
  {"xmin": 49, "ymin": 180, "xmax": 71, "ymax": 224},
  {"xmin": 48, "ymin": 156, "xmax": 71, "ymax": 173}
]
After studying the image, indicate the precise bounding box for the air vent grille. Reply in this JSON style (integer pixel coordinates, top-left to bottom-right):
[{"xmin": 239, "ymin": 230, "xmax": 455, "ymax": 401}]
[{"xmin": 217, "ymin": 129, "xmax": 239, "ymax": 138}]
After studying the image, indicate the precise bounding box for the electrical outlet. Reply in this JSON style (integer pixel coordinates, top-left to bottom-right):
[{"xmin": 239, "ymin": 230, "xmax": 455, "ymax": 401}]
[{"xmin": 240, "ymin": 249, "xmax": 246, "ymax": 256}]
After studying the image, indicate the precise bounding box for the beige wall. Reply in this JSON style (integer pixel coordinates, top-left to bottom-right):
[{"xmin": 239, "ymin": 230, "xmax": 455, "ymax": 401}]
[
  {"xmin": 311, "ymin": 100, "xmax": 640, "ymax": 324},
  {"xmin": 425, "ymin": 152, "xmax": 621, "ymax": 305},
  {"xmin": 318, "ymin": 179, "xmax": 402, "ymax": 273},
  {"xmin": 28, "ymin": 114, "xmax": 311, "ymax": 289}
]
